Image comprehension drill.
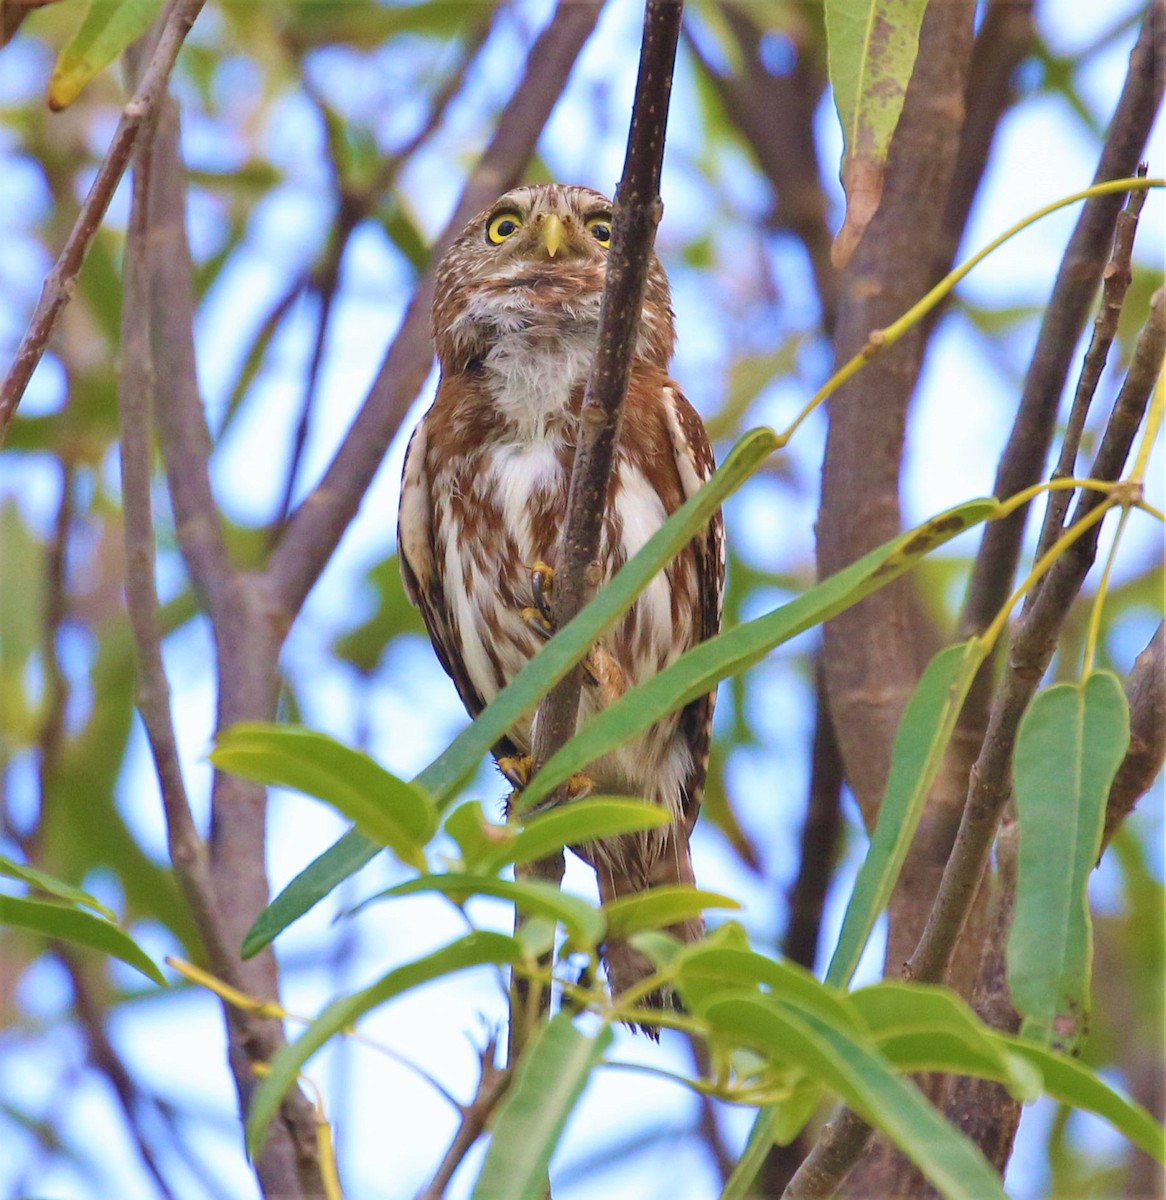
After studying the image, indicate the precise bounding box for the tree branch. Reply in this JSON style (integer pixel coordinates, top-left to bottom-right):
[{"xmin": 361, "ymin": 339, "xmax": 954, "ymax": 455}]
[
  {"xmin": 908, "ymin": 287, "xmax": 1165, "ymax": 987},
  {"xmin": 266, "ymin": 0, "xmax": 604, "ymax": 619},
  {"xmin": 0, "ymin": 0, "xmax": 207, "ymax": 444},
  {"xmin": 957, "ymin": 1, "xmax": 1164, "ymax": 640}
]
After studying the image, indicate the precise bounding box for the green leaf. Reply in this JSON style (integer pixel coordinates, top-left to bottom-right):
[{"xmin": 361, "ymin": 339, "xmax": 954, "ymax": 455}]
[
  {"xmin": 825, "ymin": 0, "xmax": 931, "ymax": 264},
  {"xmin": 247, "ymin": 931, "xmax": 519, "ymax": 1159},
  {"xmin": 703, "ymin": 996, "xmax": 1008, "ymax": 1200},
  {"xmin": 826, "ymin": 639, "xmax": 984, "ymax": 988},
  {"xmin": 472, "ymin": 1014, "xmax": 613, "ymax": 1200},
  {"xmin": 478, "ymin": 798, "xmax": 670, "ymax": 874},
  {"xmin": 0, "ymin": 895, "xmax": 165, "ymax": 985},
  {"xmin": 519, "ymin": 501, "xmax": 995, "ymax": 811},
  {"xmin": 676, "ymin": 945, "xmax": 862, "ymax": 1034},
  {"xmin": 850, "ymin": 983, "xmax": 1040, "ymax": 1100},
  {"xmin": 602, "ymin": 886, "xmax": 740, "ymax": 939},
  {"xmin": 211, "ymin": 724, "xmax": 437, "ymax": 871},
  {"xmin": 1002, "ymin": 1036, "xmax": 1165, "ymax": 1163},
  {"xmin": 0, "ymin": 855, "xmax": 117, "ymax": 921},
  {"xmin": 245, "ymin": 429, "xmax": 779, "ymax": 953},
  {"xmin": 351, "ymin": 873, "xmax": 605, "ymax": 950},
  {"xmin": 1008, "ymin": 672, "xmax": 1130, "ymax": 1049},
  {"xmin": 48, "ymin": 0, "xmax": 167, "ymax": 111}
]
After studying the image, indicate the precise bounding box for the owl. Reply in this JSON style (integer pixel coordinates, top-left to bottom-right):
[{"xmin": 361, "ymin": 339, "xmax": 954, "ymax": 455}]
[{"xmin": 397, "ymin": 184, "xmax": 724, "ymax": 1013}]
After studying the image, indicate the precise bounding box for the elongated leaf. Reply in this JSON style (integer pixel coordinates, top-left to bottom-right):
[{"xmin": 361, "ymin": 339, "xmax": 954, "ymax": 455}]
[
  {"xmin": 246, "ymin": 429, "xmax": 778, "ymax": 953},
  {"xmin": 0, "ymin": 855, "xmax": 117, "ymax": 921},
  {"xmin": 242, "ymin": 826, "xmax": 372, "ymax": 959},
  {"xmin": 211, "ymin": 724, "xmax": 436, "ymax": 871},
  {"xmin": 48, "ymin": 0, "xmax": 167, "ymax": 111},
  {"xmin": 351, "ymin": 873, "xmax": 605, "ymax": 950},
  {"xmin": 520, "ymin": 501, "xmax": 995, "ymax": 810},
  {"xmin": 0, "ymin": 895, "xmax": 164, "ymax": 985},
  {"xmin": 1008, "ymin": 672, "xmax": 1129, "ymax": 1048},
  {"xmin": 704, "ymin": 996, "xmax": 1007, "ymax": 1200},
  {"xmin": 247, "ymin": 930, "xmax": 519, "ymax": 1158},
  {"xmin": 601, "ymin": 886, "xmax": 739, "ymax": 939},
  {"xmin": 852, "ymin": 983, "xmax": 1040, "ymax": 1099},
  {"xmin": 477, "ymin": 798, "xmax": 670, "ymax": 873},
  {"xmin": 1002, "ymin": 1037, "xmax": 1165, "ymax": 1163},
  {"xmin": 676, "ymin": 945, "xmax": 861, "ymax": 1034},
  {"xmin": 472, "ymin": 1014, "xmax": 613, "ymax": 1200},
  {"xmin": 826, "ymin": 0, "xmax": 931, "ymax": 266},
  {"xmin": 826, "ymin": 640, "xmax": 984, "ymax": 987}
]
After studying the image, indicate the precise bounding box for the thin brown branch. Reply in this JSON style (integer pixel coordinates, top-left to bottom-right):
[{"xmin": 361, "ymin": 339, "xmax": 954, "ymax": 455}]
[
  {"xmin": 0, "ymin": 0, "xmax": 206, "ymax": 444},
  {"xmin": 59, "ymin": 950, "xmax": 178, "ymax": 1200},
  {"xmin": 1102, "ymin": 622, "xmax": 1166, "ymax": 850},
  {"xmin": 415, "ymin": 1039, "xmax": 510, "ymax": 1200},
  {"xmin": 907, "ymin": 287, "xmax": 1165, "ymax": 989},
  {"xmin": 266, "ymin": 0, "xmax": 605, "ymax": 620},
  {"xmin": 1031, "ymin": 172, "xmax": 1148, "ymax": 572},
  {"xmin": 132, "ymin": 90, "xmax": 325, "ymax": 1200},
  {"xmin": 958, "ymin": 2, "xmax": 1164, "ymax": 640}
]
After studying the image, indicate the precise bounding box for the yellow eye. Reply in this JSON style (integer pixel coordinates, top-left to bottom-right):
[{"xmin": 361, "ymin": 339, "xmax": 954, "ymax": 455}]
[
  {"xmin": 487, "ymin": 212, "xmax": 523, "ymax": 244},
  {"xmin": 585, "ymin": 215, "xmax": 612, "ymax": 246}
]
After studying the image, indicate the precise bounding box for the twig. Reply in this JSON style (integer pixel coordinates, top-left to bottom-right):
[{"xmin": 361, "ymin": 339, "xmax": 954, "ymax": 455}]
[
  {"xmin": 266, "ymin": 0, "xmax": 604, "ymax": 621},
  {"xmin": 1030, "ymin": 171, "xmax": 1148, "ymax": 574},
  {"xmin": 415, "ymin": 1039, "xmax": 510, "ymax": 1200},
  {"xmin": 0, "ymin": 0, "xmax": 206, "ymax": 444},
  {"xmin": 957, "ymin": 2, "xmax": 1164, "ymax": 640}
]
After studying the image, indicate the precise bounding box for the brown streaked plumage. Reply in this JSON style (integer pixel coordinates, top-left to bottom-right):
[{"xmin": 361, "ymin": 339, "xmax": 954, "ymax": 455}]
[{"xmin": 397, "ymin": 184, "xmax": 724, "ymax": 1019}]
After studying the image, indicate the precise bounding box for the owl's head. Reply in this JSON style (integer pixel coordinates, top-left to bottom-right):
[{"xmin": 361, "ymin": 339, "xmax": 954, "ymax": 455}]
[{"xmin": 432, "ymin": 184, "xmax": 675, "ymax": 372}]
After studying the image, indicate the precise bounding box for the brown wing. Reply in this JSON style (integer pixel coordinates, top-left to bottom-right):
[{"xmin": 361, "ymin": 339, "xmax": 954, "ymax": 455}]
[
  {"xmin": 661, "ymin": 382, "xmax": 725, "ymax": 836},
  {"xmin": 397, "ymin": 417, "xmax": 522, "ymax": 760}
]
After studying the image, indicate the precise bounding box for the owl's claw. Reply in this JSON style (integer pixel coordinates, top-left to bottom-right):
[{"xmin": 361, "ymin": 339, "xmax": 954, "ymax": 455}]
[
  {"xmin": 498, "ymin": 754, "xmax": 534, "ymax": 791},
  {"xmin": 521, "ymin": 606, "xmax": 554, "ymax": 640},
  {"xmin": 531, "ymin": 560, "xmax": 555, "ymax": 624}
]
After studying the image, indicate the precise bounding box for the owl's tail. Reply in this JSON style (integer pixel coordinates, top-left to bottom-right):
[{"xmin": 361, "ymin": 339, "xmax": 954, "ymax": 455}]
[{"xmin": 592, "ymin": 825, "xmax": 703, "ymax": 1037}]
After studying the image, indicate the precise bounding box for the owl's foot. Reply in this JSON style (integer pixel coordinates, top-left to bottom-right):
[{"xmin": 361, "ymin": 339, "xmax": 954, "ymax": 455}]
[{"xmin": 531, "ymin": 560, "xmax": 555, "ymax": 623}]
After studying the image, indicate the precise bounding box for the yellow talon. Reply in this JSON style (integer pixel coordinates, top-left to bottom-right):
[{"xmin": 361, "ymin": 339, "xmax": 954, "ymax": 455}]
[
  {"xmin": 498, "ymin": 754, "xmax": 534, "ymax": 790},
  {"xmin": 521, "ymin": 606, "xmax": 554, "ymax": 639}
]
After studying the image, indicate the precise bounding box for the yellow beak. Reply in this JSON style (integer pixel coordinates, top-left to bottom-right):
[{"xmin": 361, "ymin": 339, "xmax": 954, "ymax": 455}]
[{"xmin": 541, "ymin": 214, "xmax": 566, "ymax": 258}]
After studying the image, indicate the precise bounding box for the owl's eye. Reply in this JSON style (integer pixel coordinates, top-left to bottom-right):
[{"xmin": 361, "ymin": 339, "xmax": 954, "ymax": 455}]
[
  {"xmin": 487, "ymin": 212, "xmax": 523, "ymax": 244},
  {"xmin": 586, "ymin": 215, "xmax": 612, "ymax": 246}
]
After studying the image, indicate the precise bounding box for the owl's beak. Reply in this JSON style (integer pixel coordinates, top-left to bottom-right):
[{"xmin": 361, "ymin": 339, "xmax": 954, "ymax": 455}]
[{"xmin": 541, "ymin": 214, "xmax": 566, "ymax": 258}]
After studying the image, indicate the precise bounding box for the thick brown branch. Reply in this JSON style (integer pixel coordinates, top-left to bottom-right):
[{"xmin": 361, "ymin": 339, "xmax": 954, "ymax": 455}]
[
  {"xmin": 0, "ymin": 0, "xmax": 206, "ymax": 444},
  {"xmin": 267, "ymin": 0, "xmax": 604, "ymax": 619}
]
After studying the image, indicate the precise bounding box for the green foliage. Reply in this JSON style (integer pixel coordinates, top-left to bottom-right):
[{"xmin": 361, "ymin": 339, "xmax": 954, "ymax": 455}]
[
  {"xmin": 1008, "ymin": 673, "xmax": 1130, "ymax": 1049},
  {"xmin": 826, "ymin": 639, "xmax": 984, "ymax": 988},
  {"xmin": 49, "ymin": 0, "xmax": 166, "ymax": 110},
  {"xmin": 0, "ymin": 892, "xmax": 164, "ymax": 985}
]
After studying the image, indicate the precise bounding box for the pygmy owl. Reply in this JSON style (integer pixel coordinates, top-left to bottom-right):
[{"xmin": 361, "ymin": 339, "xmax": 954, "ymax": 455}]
[{"xmin": 397, "ymin": 184, "xmax": 724, "ymax": 1012}]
